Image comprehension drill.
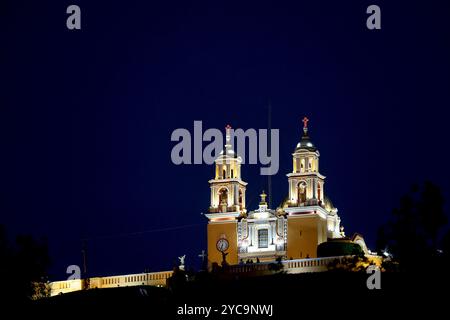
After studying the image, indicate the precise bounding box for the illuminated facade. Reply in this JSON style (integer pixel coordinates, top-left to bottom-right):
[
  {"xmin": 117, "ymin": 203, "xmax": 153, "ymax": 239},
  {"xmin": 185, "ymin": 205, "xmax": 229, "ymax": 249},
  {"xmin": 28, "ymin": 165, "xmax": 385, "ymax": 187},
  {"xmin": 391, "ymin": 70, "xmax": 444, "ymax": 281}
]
[
  {"xmin": 206, "ymin": 118, "xmax": 348, "ymax": 266},
  {"xmin": 45, "ymin": 118, "xmax": 374, "ymax": 297}
]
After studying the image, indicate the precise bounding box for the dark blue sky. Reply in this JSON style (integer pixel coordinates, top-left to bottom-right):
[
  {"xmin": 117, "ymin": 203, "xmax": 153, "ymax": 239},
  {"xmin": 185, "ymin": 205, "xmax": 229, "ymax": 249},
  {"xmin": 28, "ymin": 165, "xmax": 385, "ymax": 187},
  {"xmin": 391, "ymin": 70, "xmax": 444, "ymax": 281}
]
[{"xmin": 1, "ymin": 0, "xmax": 450, "ymax": 280}]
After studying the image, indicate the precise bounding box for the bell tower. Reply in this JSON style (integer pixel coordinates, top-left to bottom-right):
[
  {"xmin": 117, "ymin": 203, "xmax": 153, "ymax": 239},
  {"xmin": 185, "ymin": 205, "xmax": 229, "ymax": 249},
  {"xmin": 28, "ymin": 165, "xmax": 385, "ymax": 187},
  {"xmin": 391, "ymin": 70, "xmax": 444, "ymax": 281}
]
[
  {"xmin": 284, "ymin": 117, "xmax": 331, "ymax": 259},
  {"xmin": 286, "ymin": 117, "xmax": 325, "ymax": 207},
  {"xmin": 205, "ymin": 125, "xmax": 247, "ymax": 268},
  {"xmin": 208, "ymin": 125, "xmax": 247, "ymax": 214}
]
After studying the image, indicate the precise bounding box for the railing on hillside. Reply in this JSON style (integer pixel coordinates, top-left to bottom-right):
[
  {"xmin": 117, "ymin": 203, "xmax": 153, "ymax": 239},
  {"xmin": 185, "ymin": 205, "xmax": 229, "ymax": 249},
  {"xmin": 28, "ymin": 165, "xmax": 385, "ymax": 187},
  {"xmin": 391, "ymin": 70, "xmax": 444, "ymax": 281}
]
[
  {"xmin": 228, "ymin": 256, "xmax": 344, "ymax": 274},
  {"xmin": 49, "ymin": 256, "xmax": 358, "ymax": 297},
  {"xmin": 49, "ymin": 270, "xmax": 173, "ymax": 296}
]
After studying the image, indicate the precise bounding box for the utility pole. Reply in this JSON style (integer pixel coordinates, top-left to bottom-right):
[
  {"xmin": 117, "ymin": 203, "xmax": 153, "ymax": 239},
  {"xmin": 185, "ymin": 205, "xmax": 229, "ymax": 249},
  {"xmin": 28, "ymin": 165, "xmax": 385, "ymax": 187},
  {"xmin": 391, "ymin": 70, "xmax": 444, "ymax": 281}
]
[{"xmin": 81, "ymin": 239, "xmax": 89, "ymax": 289}]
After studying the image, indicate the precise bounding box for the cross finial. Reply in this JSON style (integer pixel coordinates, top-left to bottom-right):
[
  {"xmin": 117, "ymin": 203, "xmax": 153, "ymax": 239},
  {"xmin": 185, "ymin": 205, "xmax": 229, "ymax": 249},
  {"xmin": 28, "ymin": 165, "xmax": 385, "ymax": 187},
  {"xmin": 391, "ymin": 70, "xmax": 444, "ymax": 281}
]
[
  {"xmin": 302, "ymin": 117, "xmax": 309, "ymax": 135},
  {"xmin": 302, "ymin": 117, "xmax": 309, "ymax": 129},
  {"xmin": 225, "ymin": 124, "xmax": 232, "ymax": 145}
]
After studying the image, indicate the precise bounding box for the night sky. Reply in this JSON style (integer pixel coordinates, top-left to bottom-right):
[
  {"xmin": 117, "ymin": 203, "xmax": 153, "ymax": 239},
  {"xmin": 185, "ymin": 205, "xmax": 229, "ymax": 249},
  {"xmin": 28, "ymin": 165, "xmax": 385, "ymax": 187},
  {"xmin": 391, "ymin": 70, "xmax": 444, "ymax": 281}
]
[{"xmin": 1, "ymin": 0, "xmax": 450, "ymax": 280}]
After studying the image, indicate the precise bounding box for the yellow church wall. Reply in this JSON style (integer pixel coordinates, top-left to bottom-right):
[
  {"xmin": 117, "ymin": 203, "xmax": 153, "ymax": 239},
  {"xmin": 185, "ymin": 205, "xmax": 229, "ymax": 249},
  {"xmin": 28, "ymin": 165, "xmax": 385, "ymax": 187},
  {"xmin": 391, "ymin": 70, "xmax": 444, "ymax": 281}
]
[
  {"xmin": 207, "ymin": 221, "xmax": 238, "ymax": 266},
  {"xmin": 287, "ymin": 216, "xmax": 326, "ymax": 259}
]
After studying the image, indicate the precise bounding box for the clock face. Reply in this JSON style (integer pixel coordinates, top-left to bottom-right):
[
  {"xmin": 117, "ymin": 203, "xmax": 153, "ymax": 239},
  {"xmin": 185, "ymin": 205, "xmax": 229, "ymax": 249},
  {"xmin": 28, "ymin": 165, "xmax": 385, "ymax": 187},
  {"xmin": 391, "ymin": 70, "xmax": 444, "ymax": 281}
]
[{"xmin": 216, "ymin": 238, "xmax": 229, "ymax": 252}]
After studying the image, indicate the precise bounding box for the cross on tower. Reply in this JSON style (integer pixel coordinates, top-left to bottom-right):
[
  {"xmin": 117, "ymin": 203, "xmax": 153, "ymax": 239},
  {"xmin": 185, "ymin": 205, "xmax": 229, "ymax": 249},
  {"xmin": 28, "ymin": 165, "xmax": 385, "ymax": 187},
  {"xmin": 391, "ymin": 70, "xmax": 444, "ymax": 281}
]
[
  {"xmin": 225, "ymin": 124, "xmax": 232, "ymax": 130},
  {"xmin": 302, "ymin": 117, "xmax": 309, "ymax": 129},
  {"xmin": 198, "ymin": 249, "xmax": 208, "ymax": 270},
  {"xmin": 198, "ymin": 250, "xmax": 207, "ymax": 263}
]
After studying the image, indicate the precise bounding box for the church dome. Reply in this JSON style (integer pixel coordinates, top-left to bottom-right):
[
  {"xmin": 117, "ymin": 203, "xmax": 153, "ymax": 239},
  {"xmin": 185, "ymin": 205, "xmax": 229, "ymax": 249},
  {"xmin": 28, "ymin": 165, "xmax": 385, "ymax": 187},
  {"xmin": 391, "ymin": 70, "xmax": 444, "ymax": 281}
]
[
  {"xmin": 218, "ymin": 148, "xmax": 239, "ymax": 159},
  {"xmin": 295, "ymin": 134, "xmax": 317, "ymax": 152}
]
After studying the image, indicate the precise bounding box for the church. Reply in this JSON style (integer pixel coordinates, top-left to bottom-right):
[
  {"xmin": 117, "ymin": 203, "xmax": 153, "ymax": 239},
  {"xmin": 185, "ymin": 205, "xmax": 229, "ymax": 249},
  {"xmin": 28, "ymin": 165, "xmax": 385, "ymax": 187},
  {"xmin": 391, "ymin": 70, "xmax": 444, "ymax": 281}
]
[
  {"xmin": 47, "ymin": 117, "xmax": 374, "ymax": 297},
  {"xmin": 206, "ymin": 118, "xmax": 362, "ymax": 267}
]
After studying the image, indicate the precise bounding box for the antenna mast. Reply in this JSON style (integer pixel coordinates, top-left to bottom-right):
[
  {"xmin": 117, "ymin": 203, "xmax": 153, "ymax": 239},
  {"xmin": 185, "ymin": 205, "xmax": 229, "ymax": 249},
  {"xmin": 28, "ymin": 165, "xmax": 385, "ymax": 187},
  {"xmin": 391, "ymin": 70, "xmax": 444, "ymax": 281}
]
[{"xmin": 268, "ymin": 100, "xmax": 272, "ymax": 208}]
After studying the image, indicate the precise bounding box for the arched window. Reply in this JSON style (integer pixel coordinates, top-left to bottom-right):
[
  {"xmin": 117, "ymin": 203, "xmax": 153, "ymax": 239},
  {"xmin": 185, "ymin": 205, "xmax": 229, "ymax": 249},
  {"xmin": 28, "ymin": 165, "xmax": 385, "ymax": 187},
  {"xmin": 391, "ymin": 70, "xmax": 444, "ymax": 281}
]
[
  {"xmin": 238, "ymin": 189, "xmax": 243, "ymax": 207},
  {"xmin": 297, "ymin": 181, "xmax": 307, "ymax": 205},
  {"xmin": 219, "ymin": 188, "xmax": 228, "ymax": 207},
  {"xmin": 318, "ymin": 183, "xmax": 321, "ymax": 202}
]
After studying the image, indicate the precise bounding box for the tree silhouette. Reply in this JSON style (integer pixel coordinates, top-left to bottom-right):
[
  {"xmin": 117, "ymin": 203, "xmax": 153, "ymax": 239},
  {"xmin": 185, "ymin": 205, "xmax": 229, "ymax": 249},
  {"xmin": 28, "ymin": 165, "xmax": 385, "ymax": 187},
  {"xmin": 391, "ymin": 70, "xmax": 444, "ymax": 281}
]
[
  {"xmin": 0, "ymin": 224, "xmax": 50, "ymax": 302},
  {"xmin": 418, "ymin": 181, "xmax": 447, "ymax": 248},
  {"xmin": 377, "ymin": 182, "xmax": 447, "ymax": 272}
]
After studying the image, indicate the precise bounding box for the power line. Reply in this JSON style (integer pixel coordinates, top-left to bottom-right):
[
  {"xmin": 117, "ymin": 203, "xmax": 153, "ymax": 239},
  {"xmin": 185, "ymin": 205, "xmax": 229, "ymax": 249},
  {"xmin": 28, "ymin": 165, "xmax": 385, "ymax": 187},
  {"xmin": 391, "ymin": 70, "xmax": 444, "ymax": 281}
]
[{"xmin": 81, "ymin": 223, "xmax": 204, "ymax": 241}]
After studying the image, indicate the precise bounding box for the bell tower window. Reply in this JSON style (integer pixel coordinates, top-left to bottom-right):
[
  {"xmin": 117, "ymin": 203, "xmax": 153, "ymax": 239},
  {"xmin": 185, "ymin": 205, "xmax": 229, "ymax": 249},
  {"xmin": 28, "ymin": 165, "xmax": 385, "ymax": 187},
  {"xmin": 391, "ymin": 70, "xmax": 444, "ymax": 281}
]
[
  {"xmin": 298, "ymin": 181, "xmax": 307, "ymax": 205},
  {"xmin": 218, "ymin": 188, "xmax": 228, "ymax": 212},
  {"xmin": 318, "ymin": 183, "xmax": 321, "ymax": 202}
]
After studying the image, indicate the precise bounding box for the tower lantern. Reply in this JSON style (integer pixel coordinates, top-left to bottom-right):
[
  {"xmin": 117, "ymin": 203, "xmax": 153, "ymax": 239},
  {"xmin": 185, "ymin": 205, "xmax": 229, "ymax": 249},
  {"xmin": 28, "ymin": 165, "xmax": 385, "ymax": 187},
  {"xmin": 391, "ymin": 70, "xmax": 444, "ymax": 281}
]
[
  {"xmin": 287, "ymin": 117, "xmax": 324, "ymax": 206},
  {"xmin": 207, "ymin": 125, "xmax": 247, "ymax": 214},
  {"xmin": 259, "ymin": 191, "xmax": 267, "ymax": 205}
]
